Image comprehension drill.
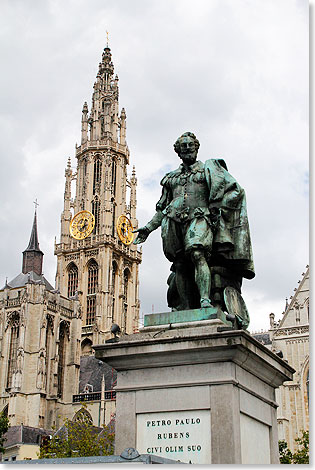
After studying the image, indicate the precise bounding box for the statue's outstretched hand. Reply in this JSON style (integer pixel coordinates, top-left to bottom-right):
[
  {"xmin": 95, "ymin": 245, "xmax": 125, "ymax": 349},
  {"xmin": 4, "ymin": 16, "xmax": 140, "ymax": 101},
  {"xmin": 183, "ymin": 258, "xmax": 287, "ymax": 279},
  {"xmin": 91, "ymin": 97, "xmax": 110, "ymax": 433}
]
[{"xmin": 132, "ymin": 227, "xmax": 150, "ymax": 244}]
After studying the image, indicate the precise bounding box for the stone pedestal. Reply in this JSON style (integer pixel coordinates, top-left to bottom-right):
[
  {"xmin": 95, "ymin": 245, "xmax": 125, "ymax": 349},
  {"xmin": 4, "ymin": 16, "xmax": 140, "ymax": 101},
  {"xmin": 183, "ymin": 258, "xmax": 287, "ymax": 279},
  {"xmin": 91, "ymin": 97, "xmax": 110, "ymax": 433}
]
[{"xmin": 94, "ymin": 318, "xmax": 294, "ymax": 464}]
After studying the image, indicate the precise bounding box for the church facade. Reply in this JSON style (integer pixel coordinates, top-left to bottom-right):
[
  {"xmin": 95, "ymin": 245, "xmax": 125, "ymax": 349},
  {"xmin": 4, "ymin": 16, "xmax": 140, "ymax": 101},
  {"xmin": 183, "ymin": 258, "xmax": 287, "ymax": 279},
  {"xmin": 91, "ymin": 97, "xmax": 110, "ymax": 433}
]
[
  {"xmin": 253, "ymin": 265, "xmax": 309, "ymax": 453},
  {"xmin": 269, "ymin": 266, "xmax": 309, "ymax": 452},
  {"xmin": 0, "ymin": 45, "xmax": 140, "ymax": 460},
  {"xmin": 0, "ymin": 212, "xmax": 82, "ymax": 431}
]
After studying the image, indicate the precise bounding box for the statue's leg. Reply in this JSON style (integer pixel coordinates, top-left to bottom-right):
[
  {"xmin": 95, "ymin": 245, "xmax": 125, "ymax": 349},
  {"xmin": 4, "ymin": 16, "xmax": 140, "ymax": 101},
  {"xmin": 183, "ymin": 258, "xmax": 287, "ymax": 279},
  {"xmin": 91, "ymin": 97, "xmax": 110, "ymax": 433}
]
[
  {"xmin": 190, "ymin": 249, "xmax": 213, "ymax": 308},
  {"xmin": 173, "ymin": 259, "xmax": 192, "ymax": 310}
]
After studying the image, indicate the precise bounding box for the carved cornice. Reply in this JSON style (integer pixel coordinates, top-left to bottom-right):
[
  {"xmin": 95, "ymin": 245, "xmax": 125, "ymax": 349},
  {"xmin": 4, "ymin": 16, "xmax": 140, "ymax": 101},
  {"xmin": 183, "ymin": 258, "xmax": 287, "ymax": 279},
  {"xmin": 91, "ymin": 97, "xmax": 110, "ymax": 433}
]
[
  {"xmin": 285, "ymin": 338, "xmax": 308, "ymax": 344},
  {"xmin": 85, "ymin": 249, "xmax": 99, "ymax": 258},
  {"xmin": 55, "ymin": 234, "xmax": 142, "ymax": 263},
  {"xmin": 65, "ymin": 253, "xmax": 80, "ymax": 262},
  {"xmin": 273, "ymin": 325, "xmax": 309, "ymax": 337},
  {"xmin": 278, "ymin": 418, "xmax": 290, "ymax": 424},
  {"xmin": 284, "ymin": 383, "xmax": 301, "ymax": 390}
]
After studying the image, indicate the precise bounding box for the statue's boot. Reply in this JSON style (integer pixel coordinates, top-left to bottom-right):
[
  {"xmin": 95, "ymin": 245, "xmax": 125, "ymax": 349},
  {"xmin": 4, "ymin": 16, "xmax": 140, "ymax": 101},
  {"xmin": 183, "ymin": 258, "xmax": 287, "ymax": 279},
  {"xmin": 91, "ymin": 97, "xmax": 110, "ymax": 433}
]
[{"xmin": 200, "ymin": 298, "xmax": 214, "ymax": 308}]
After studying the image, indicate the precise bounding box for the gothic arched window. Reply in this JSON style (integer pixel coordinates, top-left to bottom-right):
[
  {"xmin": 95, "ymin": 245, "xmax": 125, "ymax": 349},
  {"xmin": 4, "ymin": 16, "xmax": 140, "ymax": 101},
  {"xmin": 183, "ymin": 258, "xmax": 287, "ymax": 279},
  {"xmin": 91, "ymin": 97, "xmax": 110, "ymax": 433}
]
[
  {"xmin": 57, "ymin": 321, "xmax": 69, "ymax": 398},
  {"xmin": 83, "ymin": 158, "xmax": 87, "ymax": 179},
  {"xmin": 81, "ymin": 338, "xmax": 93, "ymax": 356},
  {"xmin": 112, "ymin": 204, "xmax": 116, "ymax": 237},
  {"xmin": 45, "ymin": 315, "xmax": 54, "ymax": 391},
  {"xmin": 86, "ymin": 260, "xmax": 98, "ymax": 325},
  {"xmin": 123, "ymin": 268, "xmax": 130, "ymax": 303},
  {"xmin": 306, "ymin": 298, "xmax": 309, "ymax": 320},
  {"xmin": 86, "ymin": 297, "xmax": 96, "ymax": 326},
  {"xmin": 111, "ymin": 262, "xmax": 117, "ymax": 321},
  {"xmin": 123, "ymin": 269, "xmax": 130, "ymax": 332},
  {"xmin": 7, "ymin": 314, "xmax": 20, "ymax": 389},
  {"xmin": 88, "ymin": 260, "xmax": 98, "ymax": 295},
  {"xmin": 92, "ymin": 197, "xmax": 100, "ymax": 234},
  {"xmin": 93, "ymin": 157, "xmax": 102, "ymax": 194},
  {"xmin": 111, "ymin": 160, "xmax": 117, "ymax": 197},
  {"xmin": 67, "ymin": 263, "xmax": 78, "ymax": 298},
  {"xmin": 73, "ymin": 408, "xmax": 93, "ymax": 425}
]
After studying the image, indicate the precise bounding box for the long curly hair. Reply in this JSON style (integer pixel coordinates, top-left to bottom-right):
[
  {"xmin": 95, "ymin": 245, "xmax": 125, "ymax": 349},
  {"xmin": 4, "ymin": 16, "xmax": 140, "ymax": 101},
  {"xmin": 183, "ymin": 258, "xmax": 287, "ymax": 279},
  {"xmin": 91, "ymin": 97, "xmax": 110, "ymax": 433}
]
[{"xmin": 174, "ymin": 132, "xmax": 200, "ymax": 155}]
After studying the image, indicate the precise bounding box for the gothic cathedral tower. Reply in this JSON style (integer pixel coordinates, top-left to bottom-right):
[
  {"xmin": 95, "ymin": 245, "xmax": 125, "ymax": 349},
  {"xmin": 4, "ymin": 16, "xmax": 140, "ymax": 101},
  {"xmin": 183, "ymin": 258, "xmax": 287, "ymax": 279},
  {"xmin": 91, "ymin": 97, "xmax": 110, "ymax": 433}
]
[{"xmin": 55, "ymin": 46, "xmax": 142, "ymax": 348}]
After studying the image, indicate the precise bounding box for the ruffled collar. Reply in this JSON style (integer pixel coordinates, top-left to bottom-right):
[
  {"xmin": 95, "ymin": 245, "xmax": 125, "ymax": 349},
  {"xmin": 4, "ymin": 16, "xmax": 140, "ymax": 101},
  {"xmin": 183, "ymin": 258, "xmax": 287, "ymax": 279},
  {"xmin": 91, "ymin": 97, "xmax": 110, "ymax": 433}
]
[{"xmin": 179, "ymin": 160, "xmax": 203, "ymax": 174}]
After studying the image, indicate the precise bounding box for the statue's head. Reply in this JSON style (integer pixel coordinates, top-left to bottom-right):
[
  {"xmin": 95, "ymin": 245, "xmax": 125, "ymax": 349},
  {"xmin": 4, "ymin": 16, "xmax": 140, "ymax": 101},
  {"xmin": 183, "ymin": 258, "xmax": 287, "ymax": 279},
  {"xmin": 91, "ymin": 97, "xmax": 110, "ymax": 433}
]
[{"xmin": 174, "ymin": 132, "xmax": 200, "ymax": 165}]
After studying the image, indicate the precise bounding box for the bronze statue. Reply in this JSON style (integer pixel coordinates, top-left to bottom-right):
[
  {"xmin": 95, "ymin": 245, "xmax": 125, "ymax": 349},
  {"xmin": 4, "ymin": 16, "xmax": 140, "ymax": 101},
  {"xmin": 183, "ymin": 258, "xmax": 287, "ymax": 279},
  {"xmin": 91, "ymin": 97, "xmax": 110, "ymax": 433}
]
[{"xmin": 134, "ymin": 132, "xmax": 254, "ymax": 325}]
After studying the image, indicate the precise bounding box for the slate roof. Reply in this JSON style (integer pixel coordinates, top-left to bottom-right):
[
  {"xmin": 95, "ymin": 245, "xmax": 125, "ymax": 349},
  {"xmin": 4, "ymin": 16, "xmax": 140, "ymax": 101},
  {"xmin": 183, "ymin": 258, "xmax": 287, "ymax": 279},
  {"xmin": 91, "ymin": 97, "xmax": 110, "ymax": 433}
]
[
  {"xmin": 1, "ymin": 271, "xmax": 54, "ymax": 291},
  {"xmin": 4, "ymin": 425, "xmax": 50, "ymax": 448},
  {"xmin": 252, "ymin": 332, "xmax": 271, "ymax": 346},
  {"xmin": 79, "ymin": 356, "xmax": 117, "ymax": 393}
]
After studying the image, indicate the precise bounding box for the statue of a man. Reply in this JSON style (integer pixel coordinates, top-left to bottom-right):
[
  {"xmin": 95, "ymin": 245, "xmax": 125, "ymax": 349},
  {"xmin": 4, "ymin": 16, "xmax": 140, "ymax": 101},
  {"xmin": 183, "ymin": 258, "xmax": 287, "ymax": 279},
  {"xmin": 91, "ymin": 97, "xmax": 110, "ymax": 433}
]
[{"xmin": 134, "ymin": 132, "xmax": 254, "ymax": 313}]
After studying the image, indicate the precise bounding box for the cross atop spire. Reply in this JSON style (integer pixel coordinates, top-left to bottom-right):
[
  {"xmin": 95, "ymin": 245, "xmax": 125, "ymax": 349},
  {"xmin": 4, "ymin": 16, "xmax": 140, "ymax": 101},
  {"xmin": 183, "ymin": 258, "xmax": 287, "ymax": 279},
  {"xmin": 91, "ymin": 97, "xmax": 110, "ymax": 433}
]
[{"xmin": 33, "ymin": 198, "xmax": 39, "ymax": 213}]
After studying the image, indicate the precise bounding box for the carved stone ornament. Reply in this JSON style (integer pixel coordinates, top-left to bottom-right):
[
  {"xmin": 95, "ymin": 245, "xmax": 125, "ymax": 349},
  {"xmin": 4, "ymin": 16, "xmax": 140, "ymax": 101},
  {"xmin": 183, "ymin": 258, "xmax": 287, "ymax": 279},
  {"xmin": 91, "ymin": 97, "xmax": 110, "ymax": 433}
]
[
  {"xmin": 124, "ymin": 260, "xmax": 132, "ymax": 269},
  {"xmin": 46, "ymin": 314, "xmax": 55, "ymax": 334},
  {"xmin": 16, "ymin": 347, "xmax": 25, "ymax": 373},
  {"xmin": 5, "ymin": 311, "xmax": 20, "ymax": 331},
  {"xmin": 286, "ymin": 384, "xmax": 301, "ymax": 390},
  {"xmin": 274, "ymin": 326, "xmax": 309, "ymax": 337}
]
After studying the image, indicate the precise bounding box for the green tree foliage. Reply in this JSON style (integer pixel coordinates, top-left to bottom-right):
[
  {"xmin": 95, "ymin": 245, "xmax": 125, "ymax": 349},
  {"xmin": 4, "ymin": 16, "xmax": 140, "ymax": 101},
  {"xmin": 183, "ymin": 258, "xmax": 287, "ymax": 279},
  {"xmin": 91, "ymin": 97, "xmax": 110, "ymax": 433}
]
[
  {"xmin": 279, "ymin": 430, "xmax": 309, "ymax": 464},
  {"xmin": 279, "ymin": 440, "xmax": 293, "ymax": 464},
  {"xmin": 0, "ymin": 411, "xmax": 10, "ymax": 454},
  {"xmin": 38, "ymin": 406, "xmax": 114, "ymax": 459}
]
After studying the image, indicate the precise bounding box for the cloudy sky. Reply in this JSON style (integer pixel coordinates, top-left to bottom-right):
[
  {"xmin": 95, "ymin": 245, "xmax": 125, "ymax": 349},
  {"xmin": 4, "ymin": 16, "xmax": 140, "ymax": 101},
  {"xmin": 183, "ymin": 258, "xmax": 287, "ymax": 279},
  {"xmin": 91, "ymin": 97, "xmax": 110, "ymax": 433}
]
[{"xmin": 0, "ymin": 0, "xmax": 309, "ymax": 332}]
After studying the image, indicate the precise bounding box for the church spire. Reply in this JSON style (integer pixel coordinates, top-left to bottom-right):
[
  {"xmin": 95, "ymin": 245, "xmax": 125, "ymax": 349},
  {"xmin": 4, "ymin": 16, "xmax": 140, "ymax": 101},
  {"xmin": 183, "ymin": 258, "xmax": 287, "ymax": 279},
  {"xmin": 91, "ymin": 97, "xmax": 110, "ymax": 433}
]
[
  {"xmin": 87, "ymin": 45, "xmax": 121, "ymax": 143},
  {"xmin": 22, "ymin": 208, "xmax": 44, "ymax": 276}
]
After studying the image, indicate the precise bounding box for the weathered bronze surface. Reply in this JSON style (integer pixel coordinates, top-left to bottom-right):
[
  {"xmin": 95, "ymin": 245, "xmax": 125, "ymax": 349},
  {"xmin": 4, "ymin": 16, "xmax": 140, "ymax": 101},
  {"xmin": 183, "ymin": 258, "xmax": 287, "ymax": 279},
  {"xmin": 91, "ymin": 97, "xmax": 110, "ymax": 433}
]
[{"xmin": 134, "ymin": 132, "xmax": 255, "ymax": 328}]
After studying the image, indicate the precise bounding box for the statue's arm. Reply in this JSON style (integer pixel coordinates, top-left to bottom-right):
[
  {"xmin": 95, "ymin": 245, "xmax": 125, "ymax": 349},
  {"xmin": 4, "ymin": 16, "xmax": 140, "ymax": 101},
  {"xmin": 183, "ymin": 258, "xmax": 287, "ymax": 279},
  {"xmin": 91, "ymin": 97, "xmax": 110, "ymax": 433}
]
[
  {"xmin": 133, "ymin": 211, "xmax": 163, "ymax": 244},
  {"xmin": 133, "ymin": 185, "xmax": 169, "ymax": 244}
]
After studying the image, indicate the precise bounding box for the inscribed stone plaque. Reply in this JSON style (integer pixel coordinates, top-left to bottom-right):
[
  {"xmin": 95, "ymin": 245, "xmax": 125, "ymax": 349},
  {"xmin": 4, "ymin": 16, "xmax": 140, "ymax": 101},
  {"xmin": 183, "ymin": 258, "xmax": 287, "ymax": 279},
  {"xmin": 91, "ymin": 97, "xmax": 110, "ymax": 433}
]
[{"xmin": 136, "ymin": 410, "xmax": 211, "ymax": 464}]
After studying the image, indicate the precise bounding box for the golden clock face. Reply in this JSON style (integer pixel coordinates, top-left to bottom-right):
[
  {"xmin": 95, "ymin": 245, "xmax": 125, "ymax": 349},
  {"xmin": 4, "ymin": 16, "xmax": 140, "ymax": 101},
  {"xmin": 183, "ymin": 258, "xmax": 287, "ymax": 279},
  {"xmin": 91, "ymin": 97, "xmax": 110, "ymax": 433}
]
[
  {"xmin": 117, "ymin": 215, "xmax": 134, "ymax": 245},
  {"xmin": 70, "ymin": 211, "xmax": 95, "ymax": 240}
]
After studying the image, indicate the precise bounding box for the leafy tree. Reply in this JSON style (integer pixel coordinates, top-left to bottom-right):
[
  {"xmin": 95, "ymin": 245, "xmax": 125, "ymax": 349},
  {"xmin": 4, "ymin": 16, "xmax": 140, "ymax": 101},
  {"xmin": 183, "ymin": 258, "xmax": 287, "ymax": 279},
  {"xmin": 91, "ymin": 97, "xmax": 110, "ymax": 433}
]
[
  {"xmin": 292, "ymin": 430, "xmax": 309, "ymax": 464},
  {"xmin": 279, "ymin": 439, "xmax": 293, "ymax": 464},
  {"xmin": 38, "ymin": 406, "xmax": 114, "ymax": 459},
  {"xmin": 0, "ymin": 411, "xmax": 10, "ymax": 454},
  {"xmin": 279, "ymin": 430, "xmax": 309, "ymax": 464}
]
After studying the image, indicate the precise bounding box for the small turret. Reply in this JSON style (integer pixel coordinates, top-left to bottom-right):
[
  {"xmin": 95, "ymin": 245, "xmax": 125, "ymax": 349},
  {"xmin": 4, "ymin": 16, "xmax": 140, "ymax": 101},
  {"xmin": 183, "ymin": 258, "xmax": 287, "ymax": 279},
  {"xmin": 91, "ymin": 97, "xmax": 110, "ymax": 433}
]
[
  {"xmin": 120, "ymin": 108, "xmax": 126, "ymax": 145},
  {"xmin": 22, "ymin": 209, "xmax": 44, "ymax": 276},
  {"xmin": 60, "ymin": 158, "xmax": 73, "ymax": 244},
  {"xmin": 130, "ymin": 166, "xmax": 137, "ymax": 224},
  {"xmin": 81, "ymin": 102, "xmax": 89, "ymax": 144},
  {"xmin": 269, "ymin": 312, "xmax": 275, "ymax": 328}
]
